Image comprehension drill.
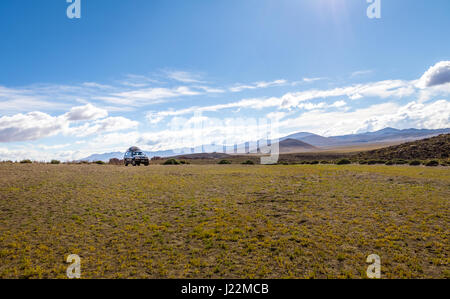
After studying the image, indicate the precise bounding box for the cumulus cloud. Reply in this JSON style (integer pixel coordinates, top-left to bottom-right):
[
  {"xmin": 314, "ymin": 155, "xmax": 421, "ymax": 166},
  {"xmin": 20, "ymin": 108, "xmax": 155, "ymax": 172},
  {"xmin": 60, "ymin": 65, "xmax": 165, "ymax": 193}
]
[
  {"xmin": 69, "ymin": 117, "xmax": 139, "ymax": 137},
  {"xmin": 417, "ymin": 61, "xmax": 450, "ymax": 88},
  {"xmin": 64, "ymin": 103, "xmax": 108, "ymax": 121},
  {"xmin": 0, "ymin": 104, "xmax": 137, "ymax": 143},
  {"xmin": 0, "ymin": 112, "xmax": 66, "ymax": 142}
]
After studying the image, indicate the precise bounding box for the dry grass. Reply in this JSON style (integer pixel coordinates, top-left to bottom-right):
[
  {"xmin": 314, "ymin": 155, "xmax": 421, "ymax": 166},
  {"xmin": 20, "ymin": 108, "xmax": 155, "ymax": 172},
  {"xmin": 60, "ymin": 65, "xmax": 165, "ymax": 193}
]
[{"xmin": 0, "ymin": 163, "xmax": 448, "ymax": 279}]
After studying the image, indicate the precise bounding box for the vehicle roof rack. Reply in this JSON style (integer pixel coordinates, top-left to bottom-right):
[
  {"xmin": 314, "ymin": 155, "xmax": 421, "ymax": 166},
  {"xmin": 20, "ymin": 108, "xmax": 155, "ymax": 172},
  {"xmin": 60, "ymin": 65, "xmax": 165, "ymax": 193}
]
[{"xmin": 128, "ymin": 146, "xmax": 141, "ymax": 152}]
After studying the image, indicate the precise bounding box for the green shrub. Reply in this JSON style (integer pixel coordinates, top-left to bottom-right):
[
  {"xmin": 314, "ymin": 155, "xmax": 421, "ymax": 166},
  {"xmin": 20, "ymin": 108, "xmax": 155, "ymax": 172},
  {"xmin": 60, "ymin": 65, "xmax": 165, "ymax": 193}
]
[
  {"xmin": 368, "ymin": 160, "xmax": 385, "ymax": 165},
  {"xmin": 179, "ymin": 160, "xmax": 190, "ymax": 165},
  {"xmin": 20, "ymin": 159, "xmax": 32, "ymax": 164},
  {"xmin": 425, "ymin": 160, "xmax": 439, "ymax": 167},
  {"xmin": 409, "ymin": 160, "xmax": 421, "ymax": 166},
  {"xmin": 50, "ymin": 160, "xmax": 60, "ymax": 165},
  {"xmin": 358, "ymin": 160, "xmax": 368, "ymax": 165},
  {"xmin": 385, "ymin": 161, "xmax": 394, "ymax": 165},
  {"xmin": 94, "ymin": 161, "xmax": 106, "ymax": 165},
  {"xmin": 218, "ymin": 160, "xmax": 232, "ymax": 165},
  {"xmin": 309, "ymin": 160, "xmax": 319, "ymax": 165},
  {"xmin": 278, "ymin": 161, "xmax": 289, "ymax": 165},
  {"xmin": 336, "ymin": 159, "xmax": 351, "ymax": 165},
  {"xmin": 393, "ymin": 159, "xmax": 408, "ymax": 165},
  {"xmin": 163, "ymin": 159, "xmax": 180, "ymax": 165},
  {"xmin": 242, "ymin": 160, "xmax": 255, "ymax": 165},
  {"xmin": 320, "ymin": 160, "xmax": 330, "ymax": 164}
]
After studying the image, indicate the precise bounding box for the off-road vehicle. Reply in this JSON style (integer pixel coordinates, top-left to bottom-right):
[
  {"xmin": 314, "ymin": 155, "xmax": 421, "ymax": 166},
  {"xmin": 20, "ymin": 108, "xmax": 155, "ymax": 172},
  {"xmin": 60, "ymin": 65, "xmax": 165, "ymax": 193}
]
[{"xmin": 124, "ymin": 146, "xmax": 150, "ymax": 166}]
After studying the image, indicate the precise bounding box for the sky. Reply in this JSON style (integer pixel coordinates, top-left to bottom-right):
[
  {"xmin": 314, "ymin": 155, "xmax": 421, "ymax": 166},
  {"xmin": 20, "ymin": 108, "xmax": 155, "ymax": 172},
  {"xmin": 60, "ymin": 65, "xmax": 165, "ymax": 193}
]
[{"xmin": 0, "ymin": 0, "xmax": 450, "ymax": 161}]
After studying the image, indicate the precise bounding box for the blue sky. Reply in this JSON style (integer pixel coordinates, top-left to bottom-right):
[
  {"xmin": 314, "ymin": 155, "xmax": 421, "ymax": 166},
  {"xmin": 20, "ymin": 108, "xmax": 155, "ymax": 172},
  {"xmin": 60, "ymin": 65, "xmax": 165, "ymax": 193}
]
[{"xmin": 0, "ymin": 0, "xmax": 449, "ymax": 161}]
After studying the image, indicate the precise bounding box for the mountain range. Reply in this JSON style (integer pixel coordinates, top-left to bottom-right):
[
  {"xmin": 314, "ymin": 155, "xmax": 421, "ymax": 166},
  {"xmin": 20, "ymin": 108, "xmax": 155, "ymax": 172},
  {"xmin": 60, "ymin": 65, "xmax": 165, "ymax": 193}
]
[{"xmin": 80, "ymin": 127, "xmax": 450, "ymax": 162}]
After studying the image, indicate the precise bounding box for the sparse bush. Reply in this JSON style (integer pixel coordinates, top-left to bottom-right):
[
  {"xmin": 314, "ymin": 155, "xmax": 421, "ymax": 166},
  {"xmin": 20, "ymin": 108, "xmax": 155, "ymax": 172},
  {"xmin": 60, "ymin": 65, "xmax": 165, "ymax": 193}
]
[
  {"xmin": 409, "ymin": 160, "xmax": 421, "ymax": 166},
  {"xmin": 109, "ymin": 158, "xmax": 122, "ymax": 165},
  {"xmin": 50, "ymin": 160, "xmax": 60, "ymax": 165},
  {"xmin": 368, "ymin": 160, "xmax": 385, "ymax": 165},
  {"xmin": 179, "ymin": 160, "xmax": 190, "ymax": 165},
  {"xmin": 218, "ymin": 160, "xmax": 232, "ymax": 165},
  {"xmin": 320, "ymin": 160, "xmax": 330, "ymax": 164},
  {"xmin": 278, "ymin": 161, "xmax": 289, "ymax": 165},
  {"xmin": 425, "ymin": 160, "xmax": 439, "ymax": 167},
  {"xmin": 358, "ymin": 160, "xmax": 368, "ymax": 165},
  {"xmin": 393, "ymin": 159, "xmax": 408, "ymax": 165},
  {"xmin": 163, "ymin": 159, "xmax": 180, "ymax": 165},
  {"xmin": 309, "ymin": 160, "xmax": 319, "ymax": 165},
  {"xmin": 94, "ymin": 161, "xmax": 106, "ymax": 165},
  {"xmin": 385, "ymin": 161, "xmax": 394, "ymax": 165},
  {"xmin": 336, "ymin": 159, "xmax": 351, "ymax": 165},
  {"xmin": 242, "ymin": 160, "xmax": 255, "ymax": 165},
  {"xmin": 20, "ymin": 159, "xmax": 32, "ymax": 164}
]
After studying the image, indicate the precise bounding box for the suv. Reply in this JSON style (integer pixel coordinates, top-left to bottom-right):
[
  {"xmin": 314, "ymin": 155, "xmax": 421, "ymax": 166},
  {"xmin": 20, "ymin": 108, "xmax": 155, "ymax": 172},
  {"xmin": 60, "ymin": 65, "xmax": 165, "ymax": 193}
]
[{"xmin": 124, "ymin": 146, "xmax": 150, "ymax": 166}]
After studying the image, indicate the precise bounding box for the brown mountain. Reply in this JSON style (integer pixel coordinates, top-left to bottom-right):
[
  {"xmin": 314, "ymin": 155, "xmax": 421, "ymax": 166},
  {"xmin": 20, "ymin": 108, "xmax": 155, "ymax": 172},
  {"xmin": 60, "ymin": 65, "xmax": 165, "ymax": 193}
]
[
  {"xmin": 277, "ymin": 138, "xmax": 318, "ymax": 153},
  {"xmin": 356, "ymin": 134, "xmax": 450, "ymax": 160}
]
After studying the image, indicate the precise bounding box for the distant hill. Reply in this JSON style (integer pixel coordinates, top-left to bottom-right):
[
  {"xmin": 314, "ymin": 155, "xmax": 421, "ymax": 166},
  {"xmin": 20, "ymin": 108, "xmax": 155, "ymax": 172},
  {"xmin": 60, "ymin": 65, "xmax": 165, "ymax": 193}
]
[
  {"xmin": 172, "ymin": 152, "xmax": 232, "ymax": 160},
  {"xmin": 327, "ymin": 128, "xmax": 450, "ymax": 147},
  {"xmin": 277, "ymin": 138, "xmax": 318, "ymax": 153},
  {"xmin": 356, "ymin": 134, "xmax": 450, "ymax": 160},
  {"xmin": 80, "ymin": 127, "xmax": 450, "ymax": 161},
  {"xmin": 81, "ymin": 152, "xmax": 123, "ymax": 162},
  {"xmin": 281, "ymin": 132, "xmax": 331, "ymax": 147},
  {"xmin": 286, "ymin": 127, "xmax": 450, "ymax": 148},
  {"xmin": 81, "ymin": 149, "xmax": 178, "ymax": 162}
]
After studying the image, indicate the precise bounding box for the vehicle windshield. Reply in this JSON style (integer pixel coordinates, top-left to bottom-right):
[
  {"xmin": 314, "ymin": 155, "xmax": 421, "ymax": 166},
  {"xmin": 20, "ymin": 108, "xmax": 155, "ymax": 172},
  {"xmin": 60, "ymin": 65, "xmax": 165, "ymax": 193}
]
[{"xmin": 132, "ymin": 152, "xmax": 144, "ymax": 156}]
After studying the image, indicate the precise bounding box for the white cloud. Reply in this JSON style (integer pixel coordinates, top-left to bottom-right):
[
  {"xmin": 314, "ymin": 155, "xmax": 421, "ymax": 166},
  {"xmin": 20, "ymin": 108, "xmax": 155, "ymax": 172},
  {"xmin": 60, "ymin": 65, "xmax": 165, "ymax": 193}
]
[
  {"xmin": 166, "ymin": 71, "xmax": 205, "ymax": 83},
  {"xmin": 95, "ymin": 86, "xmax": 201, "ymax": 106},
  {"xmin": 194, "ymin": 86, "xmax": 225, "ymax": 93},
  {"xmin": 0, "ymin": 86, "xmax": 71, "ymax": 112},
  {"xmin": 82, "ymin": 82, "xmax": 113, "ymax": 89},
  {"xmin": 67, "ymin": 117, "xmax": 139, "ymax": 137},
  {"xmin": 0, "ymin": 146, "xmax": 78, "ymax": 162},
  {"xmin": 145, "ymin": 79, "xmax": 421, "ymax": 123},
  {"xmin": 279, "ymin": 100, "xmax": 450, "ymax": 136},
  {"xmin": 64, "ymin": 103, "xmax": 108, "ymax": 121},
  {"xmin": 230, "ymin": 79, "xmax": 287, "ymax": 92},
  {"xmin": 0, "ymin": 112, "xmax": 66, "ymax": 142},
  {"xmin": 0, "ymin": 105, "xmax": 138, "ymax": 143},
  {"xmin": 417, "ymin": 61, "xmax": 450, "ymax": 88},
  {"xmin": 331, "ymin": 100, "xmax": 347, "ymax": 108},
  {"xmin": 302, "ymin": 77, "xmax": 325, "ymax": 83},
  {"xmin": 351, "ymin": 70, "xmax": 373, "ymax": 78}
]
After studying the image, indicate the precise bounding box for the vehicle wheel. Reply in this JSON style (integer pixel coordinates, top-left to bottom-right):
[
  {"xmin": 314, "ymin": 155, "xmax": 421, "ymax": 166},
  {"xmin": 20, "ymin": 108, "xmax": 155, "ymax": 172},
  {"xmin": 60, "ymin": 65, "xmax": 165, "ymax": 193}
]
[
  {"xmin": 137, "ymin": 163, "xmax": 141, "ymax": 166},
  {"xmin": 144, "ymin": 163, "xmax": 149, "ymax": 166},
  {"xmin": 125, "ymin": 163, "xmax": 129, "ymax": 167},
  {"xmin": 132, "ymin": 161, "xmax": 136, "ymax": 166}
]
